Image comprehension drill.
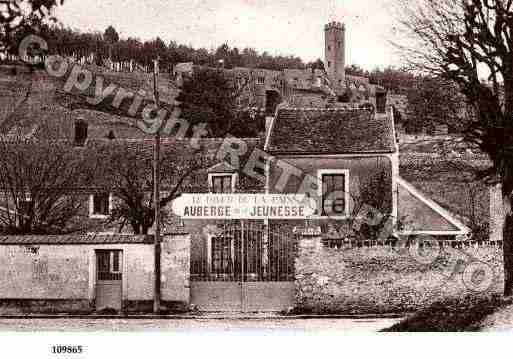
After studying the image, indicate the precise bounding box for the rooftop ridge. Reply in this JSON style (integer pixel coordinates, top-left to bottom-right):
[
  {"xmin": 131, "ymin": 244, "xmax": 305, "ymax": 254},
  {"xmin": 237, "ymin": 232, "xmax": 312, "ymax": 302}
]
[{"xmin": 278, "ymin": 106, "xmax": 372, "ymax": 112}]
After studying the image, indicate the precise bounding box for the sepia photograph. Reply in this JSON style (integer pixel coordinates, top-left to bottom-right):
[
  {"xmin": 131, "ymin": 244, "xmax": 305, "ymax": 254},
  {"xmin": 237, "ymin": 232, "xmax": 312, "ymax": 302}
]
[{"xmin": 1, "ymin": 0, "xmax": 513, "ymax": 356}]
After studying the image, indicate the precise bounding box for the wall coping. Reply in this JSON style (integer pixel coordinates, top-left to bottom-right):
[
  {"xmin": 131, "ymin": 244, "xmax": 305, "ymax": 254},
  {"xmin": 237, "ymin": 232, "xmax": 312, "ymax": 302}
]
[
  {"xmin": 293, "ymin": 226, "xmax": 322, "ymax": 237},
  {"xmin": 0, "ymin": 234, "xmax": 155, "ymax": 245}
]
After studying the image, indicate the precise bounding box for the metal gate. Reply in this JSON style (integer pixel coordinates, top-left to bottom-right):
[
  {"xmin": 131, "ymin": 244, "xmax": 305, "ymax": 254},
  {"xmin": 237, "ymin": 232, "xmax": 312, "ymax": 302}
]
[{"xmin": 190, "ymin": 221, "xmax": 297, "ymax": 312}]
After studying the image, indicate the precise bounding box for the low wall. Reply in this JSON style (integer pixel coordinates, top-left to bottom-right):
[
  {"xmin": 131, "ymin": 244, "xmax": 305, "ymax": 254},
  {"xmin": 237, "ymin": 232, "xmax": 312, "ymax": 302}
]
[
  {"xmin": 295, "ymin": 228, "xmax": 503, "ymax": 314},
  {"xmin": 0, "ymin": 234, "xmax": 190, "ymax": 314}
]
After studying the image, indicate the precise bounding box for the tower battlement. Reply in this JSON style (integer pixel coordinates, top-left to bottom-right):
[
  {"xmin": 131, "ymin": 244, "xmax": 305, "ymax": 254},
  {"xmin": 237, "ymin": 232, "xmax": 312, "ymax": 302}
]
[
  {"xmin": 324, "ymin": 21, "xmax": 346, "ymax": 93},
  {"xmin": 324, "ymin": 21, "xmax": 345, "ymax": 31}
]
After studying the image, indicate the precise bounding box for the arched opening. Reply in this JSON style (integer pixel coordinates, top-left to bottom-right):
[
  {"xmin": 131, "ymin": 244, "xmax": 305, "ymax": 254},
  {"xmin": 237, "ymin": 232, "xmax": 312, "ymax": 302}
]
[
  {"xmin": 74, "ymin": 119, "xmax": 88, "ymax": 146},
  {"xmin": 265, "ymin": 90, "xmax": 282, "ymax": 115}
]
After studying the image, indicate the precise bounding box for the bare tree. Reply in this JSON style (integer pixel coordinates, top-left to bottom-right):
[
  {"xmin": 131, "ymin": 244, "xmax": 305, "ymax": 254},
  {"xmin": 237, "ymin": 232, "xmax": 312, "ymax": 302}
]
[
  {"xmin": 0, "ymin": 139, "xmax": 94, "ymax": 234},
  {"xmin": 94, "ymin": 140, "xmax": 214, "ymax": 235},
  {"xmin": 394, "ymin": 0, "xmax": 513, "ymax": 295}
]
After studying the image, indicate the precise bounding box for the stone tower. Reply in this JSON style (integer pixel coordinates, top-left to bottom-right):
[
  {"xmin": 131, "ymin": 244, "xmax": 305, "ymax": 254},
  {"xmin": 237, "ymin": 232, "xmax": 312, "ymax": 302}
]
[{"xmin": 324, "ymin": 21, "xmax": 345, "ymax": 91}]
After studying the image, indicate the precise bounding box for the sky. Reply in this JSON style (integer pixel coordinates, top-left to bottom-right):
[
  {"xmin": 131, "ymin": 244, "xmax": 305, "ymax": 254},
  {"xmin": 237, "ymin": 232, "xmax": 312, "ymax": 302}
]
[{"xmin": 54, "ymin": 0, "xmax": 400, "ymax": 70}]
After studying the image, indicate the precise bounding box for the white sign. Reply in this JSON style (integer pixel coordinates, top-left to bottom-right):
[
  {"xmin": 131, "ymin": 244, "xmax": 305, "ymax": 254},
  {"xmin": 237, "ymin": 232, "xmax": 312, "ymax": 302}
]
[{"xmin": 171, "ymin": 194, "xmax": 316, "ymax": 219}]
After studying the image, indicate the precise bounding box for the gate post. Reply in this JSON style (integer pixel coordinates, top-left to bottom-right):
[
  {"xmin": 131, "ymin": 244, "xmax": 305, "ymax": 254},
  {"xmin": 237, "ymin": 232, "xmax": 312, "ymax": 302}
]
[
  {"xmin": 294, "ymin": 226, "xmax": 323, "ymax": 311},
  {"xmin": 160, "ymin": 232, "xmax": 191, "ymax": 311},
  {"xmin": 295, "ymin": 226, "xmax": 323, "ymax": 253}
]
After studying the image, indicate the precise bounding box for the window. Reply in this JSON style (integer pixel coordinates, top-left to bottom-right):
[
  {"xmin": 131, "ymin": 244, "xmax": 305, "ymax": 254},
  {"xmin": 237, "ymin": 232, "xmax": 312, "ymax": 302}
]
[
  {"xmin": 257, "ymin": 76, "xmax": 265, "ymax": 84},
  {"xmin": 90, "ymin": 193, "xmax": 111, "ymax": 218},
  {"xmin": 318, "ymin": 170, "xmax": 349, "ymax": 217},
  {"xmin": 328, "ymin": 45, "xmax": 331, "ymax": 51},
  {"xmin": 327, "ymin": 61, "xmax": 331, "ymax": 68},
  {"xmin": 96, "ymin": 250, "xmax": 122, "ymax": 280},
  {"xmin": 209, "ymin": 173, "xmax": 236, "ymax": 193},
  {"xmin": 74, "ymin": 119, "xmax": 88, "ymax": 146}
]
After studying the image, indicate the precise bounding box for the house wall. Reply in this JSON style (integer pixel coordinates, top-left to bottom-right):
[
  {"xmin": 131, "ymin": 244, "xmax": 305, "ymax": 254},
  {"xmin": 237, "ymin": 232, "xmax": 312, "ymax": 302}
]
[
  {"xmin": 0, "ymin": 234, "xmax": 190, "ymax": 314},
  {"xmin": 295, "ymin": 228, "xmax": 503, "ymax": 314},
  {"xmin": 268, "ymin": 155, "xmax": 393, "ymax": 216}
]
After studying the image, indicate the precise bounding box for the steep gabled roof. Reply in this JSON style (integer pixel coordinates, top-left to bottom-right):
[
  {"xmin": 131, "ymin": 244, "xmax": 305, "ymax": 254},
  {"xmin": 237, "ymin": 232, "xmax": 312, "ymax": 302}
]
[
  {"xmin": 397, "ymin": 177, "xmax": 471, "ymax": 235},
  {"xmin": 265, "ymin": 108, "xmax": 397, "ymax": 155}
]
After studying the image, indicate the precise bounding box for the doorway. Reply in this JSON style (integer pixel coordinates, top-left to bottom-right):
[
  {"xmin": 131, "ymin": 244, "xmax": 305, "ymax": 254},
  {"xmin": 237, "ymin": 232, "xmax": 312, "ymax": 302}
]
[{"xmin": 95, "ymin": 250, "xmax": 123, "ymax": 312}]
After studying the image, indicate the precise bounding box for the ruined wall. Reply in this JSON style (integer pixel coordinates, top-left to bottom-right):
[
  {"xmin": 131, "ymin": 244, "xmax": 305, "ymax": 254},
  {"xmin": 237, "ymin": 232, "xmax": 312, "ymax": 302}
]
[{"xmin": 295, "ymin": 228, "xmax": 503, "ymax": 314}]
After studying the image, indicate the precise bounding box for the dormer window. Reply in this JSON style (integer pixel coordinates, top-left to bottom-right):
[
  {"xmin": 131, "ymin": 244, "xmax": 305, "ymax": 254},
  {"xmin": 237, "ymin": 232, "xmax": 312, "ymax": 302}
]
[
  {"xmin": 89, "ymin": 193, "xmax": 112, "ymax": 219},
  {"xmin": 208, "ymin": 173, "xmax": 237, "ymax": 193},
  {"xmin": 74, "ymin": 119, "xmax": 88, "ymax": 146}
]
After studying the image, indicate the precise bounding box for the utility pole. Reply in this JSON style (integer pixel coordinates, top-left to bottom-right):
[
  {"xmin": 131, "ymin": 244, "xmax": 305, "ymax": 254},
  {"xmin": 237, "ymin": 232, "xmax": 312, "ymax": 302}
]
[{"xmin": 153, "ymin": 57, "xmax": 161, "ymax": 314}]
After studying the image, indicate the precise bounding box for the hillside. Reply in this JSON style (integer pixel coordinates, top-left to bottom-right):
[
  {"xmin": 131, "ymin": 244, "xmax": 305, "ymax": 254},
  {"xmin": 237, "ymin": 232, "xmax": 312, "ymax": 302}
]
[
  {"xmin": 399, "ymin": 136, "xmax": 491, "ymax": 238},
  {"xmin": 0, "ymin": 63, "xmax": 176, "ymax": 140}
]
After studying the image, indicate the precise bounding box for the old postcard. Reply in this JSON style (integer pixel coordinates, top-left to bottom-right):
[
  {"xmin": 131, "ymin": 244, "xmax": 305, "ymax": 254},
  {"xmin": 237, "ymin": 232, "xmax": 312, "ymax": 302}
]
[{"xmin": 0, "ymin": 0, "xmax": 513, "ymax": 356}]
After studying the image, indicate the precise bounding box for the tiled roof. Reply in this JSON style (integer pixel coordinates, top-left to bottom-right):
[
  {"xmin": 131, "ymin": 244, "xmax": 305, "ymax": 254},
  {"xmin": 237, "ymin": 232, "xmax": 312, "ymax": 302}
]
[
  {"xmin": 0, "ymin": 137, "xmax": 265, "ymax": 192},
  {"xmin": 265, "ymin": 108, "xmax": 397, "ymax": 154},
  {"xmin": 0, "ymin": 234, "xmax": 154, "ymax": 245},
  {"xmin": 86, "ymin": 137, "xmax": 262, "ymax": 162}
]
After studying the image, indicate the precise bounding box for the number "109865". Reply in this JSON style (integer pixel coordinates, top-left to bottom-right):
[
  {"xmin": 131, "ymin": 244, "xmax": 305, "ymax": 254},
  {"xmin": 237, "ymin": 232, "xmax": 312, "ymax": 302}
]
[{"xmin": 52, "ymin": 346, "xmax": 83, "ymax": 354}]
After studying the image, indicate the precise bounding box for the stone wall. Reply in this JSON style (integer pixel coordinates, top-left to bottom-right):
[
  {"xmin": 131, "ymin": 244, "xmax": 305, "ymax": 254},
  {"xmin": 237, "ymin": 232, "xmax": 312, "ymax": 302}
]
[{"xmin": 295, "ymin": 227, "xmax": 503, "ymax": 314}]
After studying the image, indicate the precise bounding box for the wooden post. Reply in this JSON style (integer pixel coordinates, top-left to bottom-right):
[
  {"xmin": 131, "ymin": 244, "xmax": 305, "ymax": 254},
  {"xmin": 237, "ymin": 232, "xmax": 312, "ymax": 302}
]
[{"xmin": 153, "ymin": 57, "xmax": 161, "ymax": 314}]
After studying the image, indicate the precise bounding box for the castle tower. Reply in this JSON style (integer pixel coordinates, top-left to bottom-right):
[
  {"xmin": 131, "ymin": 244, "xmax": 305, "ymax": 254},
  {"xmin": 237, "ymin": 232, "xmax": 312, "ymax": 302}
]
[{"xmin": 324, "ymin": 21, "xmax": 345, "ymax": 91}]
